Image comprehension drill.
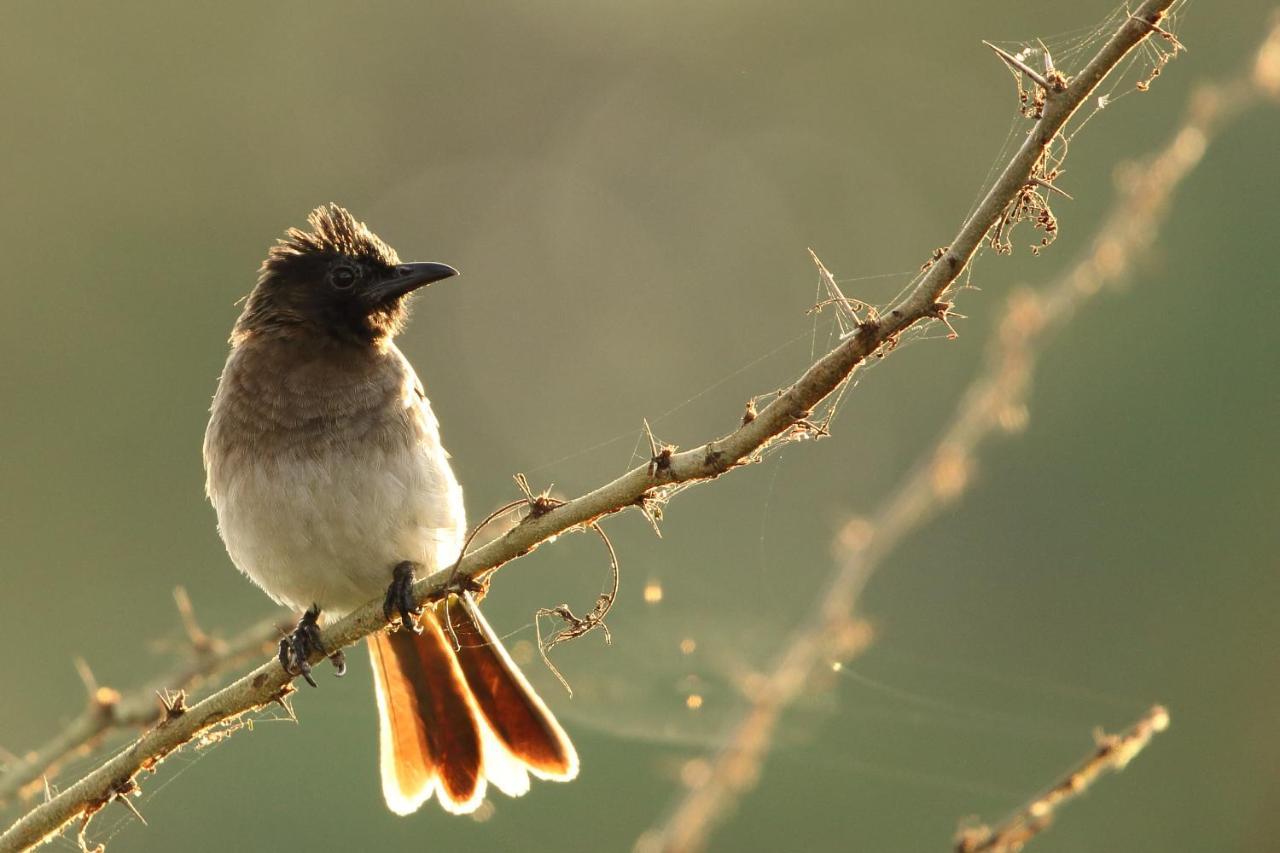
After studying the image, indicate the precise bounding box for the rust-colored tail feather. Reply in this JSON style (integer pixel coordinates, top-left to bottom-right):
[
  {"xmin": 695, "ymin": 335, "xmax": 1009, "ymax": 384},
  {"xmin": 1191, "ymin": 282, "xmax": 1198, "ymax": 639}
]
[
  {"xmin": 369, "ymin": 612, "xmax": 483, "ymax": 814},
  {"xmin": 368, "ymin": 594, "xmax": 578, "ymax": 815},
  {"xmin": 446, "ymin": 593, "xmax": 578, "ymax": 781}
]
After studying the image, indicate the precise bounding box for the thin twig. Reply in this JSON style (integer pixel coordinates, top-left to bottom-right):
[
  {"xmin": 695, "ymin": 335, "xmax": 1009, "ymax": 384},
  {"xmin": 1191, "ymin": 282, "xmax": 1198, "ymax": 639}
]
[
  {"xmin": 955, "ymin": 706, "xmax": 1171, "ymax": 852},
  {"xmin": 0, "ymin": 4, "xmax": 1181, "ymax": 850},
  {"xmin": 535, "ymin": 522, "xmax": 621, "ymax": 696},
  {"xmin": 635, "ymin": 20, "xmax": 1274, "ymax": 850}
]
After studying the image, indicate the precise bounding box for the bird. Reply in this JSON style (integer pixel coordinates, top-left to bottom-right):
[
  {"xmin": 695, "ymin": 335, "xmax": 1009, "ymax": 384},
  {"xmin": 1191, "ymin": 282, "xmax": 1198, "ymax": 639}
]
[{"xmin": 203, "ymin": 203, "xmax": 577, "ymax": 815}]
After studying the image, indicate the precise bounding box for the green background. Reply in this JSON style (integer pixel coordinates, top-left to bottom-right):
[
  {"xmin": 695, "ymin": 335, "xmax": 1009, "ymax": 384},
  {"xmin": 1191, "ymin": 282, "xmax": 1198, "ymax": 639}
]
[{"xmin": 2, "ymin": 2, "xmax": 1277, "ymax": 851}]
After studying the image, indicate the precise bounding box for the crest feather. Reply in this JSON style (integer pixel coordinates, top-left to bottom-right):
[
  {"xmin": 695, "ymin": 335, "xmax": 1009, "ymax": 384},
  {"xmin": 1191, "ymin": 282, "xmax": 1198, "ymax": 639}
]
[{"xmin": 263, "ymin": 203, "xmax": 400, "ymax": 276}]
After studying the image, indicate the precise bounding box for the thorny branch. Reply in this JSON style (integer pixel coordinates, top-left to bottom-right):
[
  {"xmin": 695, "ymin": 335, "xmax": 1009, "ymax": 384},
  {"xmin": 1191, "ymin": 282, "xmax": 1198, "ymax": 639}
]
[
  {"xmin": 635, "ymin": 19, "xmax": 1280, "ymax": 852},
  {"xmin": 1, "ymin": 3, "xmax": 1188, "ymax": 850},
  {"xmin": 955, "ymin": 706, "xmax": 1171, "ymax": 852},
  {"xmin": 0, "ymin": 590, "xmax": 287, "ymax": 808}
]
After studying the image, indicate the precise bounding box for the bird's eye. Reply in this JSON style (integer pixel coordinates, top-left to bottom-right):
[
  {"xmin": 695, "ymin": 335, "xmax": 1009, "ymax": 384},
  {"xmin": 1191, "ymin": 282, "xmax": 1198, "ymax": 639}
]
[{"xmin": 330, "ymin": 265, "xmax": 357, "ymax": 290}]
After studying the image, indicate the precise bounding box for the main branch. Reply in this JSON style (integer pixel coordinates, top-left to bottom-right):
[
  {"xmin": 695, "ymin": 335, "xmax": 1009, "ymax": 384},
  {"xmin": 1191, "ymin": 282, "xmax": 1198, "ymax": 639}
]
[
  {"xmin": 0, "ymin": 3, "xmax": 1177, "ymax": 850},
  {"xmin": 636, "ymin": 23, "xmax": 1279, "ymax": 845}
]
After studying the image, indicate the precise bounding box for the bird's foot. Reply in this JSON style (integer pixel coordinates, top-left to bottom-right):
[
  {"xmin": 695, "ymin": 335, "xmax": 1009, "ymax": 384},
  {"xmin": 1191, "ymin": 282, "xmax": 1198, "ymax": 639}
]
[
  {"xmin": 278, "ymin": 606, "xmax": 338, "ymax": 688},
  {"xmin": 383, "ymin": 561, "xmax": 423, "ymax": 632}
]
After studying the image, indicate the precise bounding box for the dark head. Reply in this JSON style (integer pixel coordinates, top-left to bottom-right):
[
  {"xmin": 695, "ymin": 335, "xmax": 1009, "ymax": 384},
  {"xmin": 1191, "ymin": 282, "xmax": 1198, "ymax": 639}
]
[{"xmin": 233, "ymin": 204, "xmax": 457, "ymax": 346}]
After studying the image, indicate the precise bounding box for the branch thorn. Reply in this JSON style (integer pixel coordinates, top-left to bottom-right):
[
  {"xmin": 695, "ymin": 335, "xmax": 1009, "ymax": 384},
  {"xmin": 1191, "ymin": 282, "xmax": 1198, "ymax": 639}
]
[
  {"xmin": 271, "ymin": 688, "xmax": 298, "ymax": 723},
  {"xmin": 643, "ymin": 419, "xmax": 676, "ymax": 478},
  {"xmin": 927, "ymin": 301, "xmax": 961, "ymax": 340},
  {"xmin": 635, "ymin": 493, "xmax": 665, "ymax": 537},
  {"xmin": 111, "ymin": 781, "xmax": 147, "ymax": 826},
  {"xmin": 73, "ymin": 657, "xmax": 98, "ymax": 699},
  {"xmin": 1129, "ymin": 13, "xmax": 1186, "ymax": 51},
  {"xmin": 984, "ymin": 41, "xmax": 1053, "ymax": 91},
  {"xmin": 514, "ymin": 473, "xmax": 562, "ymax": 519},
  {"xmin": 1037, "ymin": 38, "xmax": 1056, "ymax": 74},
  {"xmin": 156, "ymin": 689, "xmax": 188, "ymax": 722},
  {"xmin": 1033, "ymin": 176, "xmax": 1074, "ymax": 200}
]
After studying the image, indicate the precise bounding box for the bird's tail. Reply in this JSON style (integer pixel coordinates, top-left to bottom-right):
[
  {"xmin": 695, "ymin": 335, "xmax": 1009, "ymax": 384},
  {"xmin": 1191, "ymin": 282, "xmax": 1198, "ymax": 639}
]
[{"xmin": 367, "ymin": 591, "xmax": 578, "ymax": 815}]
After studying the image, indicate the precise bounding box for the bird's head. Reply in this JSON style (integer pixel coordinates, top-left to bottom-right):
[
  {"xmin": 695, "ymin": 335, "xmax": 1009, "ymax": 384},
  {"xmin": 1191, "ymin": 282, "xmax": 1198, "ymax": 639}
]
[{"xmin": 234, "ymin": 203, "xmax": 457, "ymax": 346}]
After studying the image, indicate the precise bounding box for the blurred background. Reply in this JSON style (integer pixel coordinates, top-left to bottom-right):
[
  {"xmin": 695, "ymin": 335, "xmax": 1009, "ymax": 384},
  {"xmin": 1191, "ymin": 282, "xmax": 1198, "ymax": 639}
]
[{"xmin": 2, "ymin": 1, "xmax": 1277, "ymax": 850}]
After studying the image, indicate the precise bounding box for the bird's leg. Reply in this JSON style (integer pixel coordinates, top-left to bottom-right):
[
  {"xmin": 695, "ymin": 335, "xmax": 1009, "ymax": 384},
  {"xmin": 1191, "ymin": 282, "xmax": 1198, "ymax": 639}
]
[
  {"xmin": 278, "ymin": 605, "xmax": 340, "ymax": 688},
  {"xmin": 383, "ymin": 560, "xmax": 423, "ymax": 632}
]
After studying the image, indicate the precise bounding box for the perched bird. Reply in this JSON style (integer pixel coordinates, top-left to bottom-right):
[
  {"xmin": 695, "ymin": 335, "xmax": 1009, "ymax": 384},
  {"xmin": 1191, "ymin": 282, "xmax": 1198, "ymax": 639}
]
[{"xmin": 203, "ymin": 204, "xmax": 577, "ymax": 814}]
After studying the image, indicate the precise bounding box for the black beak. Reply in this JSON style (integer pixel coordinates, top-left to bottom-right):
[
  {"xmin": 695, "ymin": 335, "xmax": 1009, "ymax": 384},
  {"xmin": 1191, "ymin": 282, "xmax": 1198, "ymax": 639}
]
[{"xmin": 372, "ymin": 261, "xmax": 459, "ymax": 302}]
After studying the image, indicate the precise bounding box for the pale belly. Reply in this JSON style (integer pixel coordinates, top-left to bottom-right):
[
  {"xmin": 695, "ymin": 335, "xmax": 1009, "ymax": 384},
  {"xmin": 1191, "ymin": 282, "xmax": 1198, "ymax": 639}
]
[{"xmin": 212, "ymin": 438, "xmax": 466, "ymax": 618}]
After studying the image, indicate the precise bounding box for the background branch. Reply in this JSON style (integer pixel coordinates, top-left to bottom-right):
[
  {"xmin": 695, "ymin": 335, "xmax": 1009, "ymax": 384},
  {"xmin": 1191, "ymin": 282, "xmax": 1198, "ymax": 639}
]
[
  {"xmin": 0, "ymin": 3, "xmax": 1179, "ymax": 850},
  {"xmin": 0, "ymin": 591, "xmax": 288, "ymax": 809},
  {"xmin": 634, "ymin": 20, "xmax": 1279, "ymax": 851},
  {"xmin": 955, "ymin": 706, "xmax": 1171, "ymax": 852}
]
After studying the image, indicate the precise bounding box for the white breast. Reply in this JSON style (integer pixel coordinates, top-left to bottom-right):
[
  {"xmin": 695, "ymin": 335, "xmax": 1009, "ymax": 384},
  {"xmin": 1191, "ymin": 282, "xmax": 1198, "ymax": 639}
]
[{"xmin": 206, "ymin": 343, "xmax": 466, "ymax": 618}]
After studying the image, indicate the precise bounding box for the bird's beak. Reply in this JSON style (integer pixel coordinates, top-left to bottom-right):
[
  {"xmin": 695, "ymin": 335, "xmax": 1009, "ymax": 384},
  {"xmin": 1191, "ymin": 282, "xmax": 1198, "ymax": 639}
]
[{"xmin": 373, "ymin": 261, "xmax": 459, "ymax": 302}]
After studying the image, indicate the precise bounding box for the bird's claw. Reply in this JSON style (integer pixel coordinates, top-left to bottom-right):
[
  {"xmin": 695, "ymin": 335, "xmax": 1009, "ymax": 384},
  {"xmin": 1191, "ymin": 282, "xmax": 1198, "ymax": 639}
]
[
  {"xmin": 383, "ymin": 561, "xmax": 423, "ymax": 632},
  {"xmin": 279, "ymin": 606, "xmax": 327, "ymax": 687}
]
